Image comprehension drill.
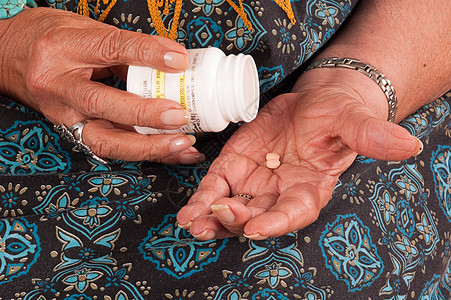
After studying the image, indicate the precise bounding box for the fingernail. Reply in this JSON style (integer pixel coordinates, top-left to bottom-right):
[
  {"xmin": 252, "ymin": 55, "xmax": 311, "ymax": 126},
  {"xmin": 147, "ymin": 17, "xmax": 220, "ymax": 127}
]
[
  {"xmin": 179, "ymin": 153, "xmax": 206, "ymax": 164},
  {"xmin": 211, "ymin": 204, "xmax": 235, "ymax": 223},
  {"xmin": 178, "ymin": 221, "xmax": 192, "ymax": 229},
  {"xmin": 243, "ymin": 233, "xmax": 269, "ymax": 240},
  {"xmin": 170, "ymin": 135, "xmax": 196, "ymax": 153},
  {"xmin": 164, "ymin": 51, "xmax": 189, "ymax": 69},
  {"xmin": 192, "ymin": 229, "xmax": 215, "ymax": 240},
  {"xmin": 413, "ymin": 137, "xmax": 423, "ymax": 156},
  {"xmin": 161, "ymin": 109, "xmax": 191, "ymax": 126}
]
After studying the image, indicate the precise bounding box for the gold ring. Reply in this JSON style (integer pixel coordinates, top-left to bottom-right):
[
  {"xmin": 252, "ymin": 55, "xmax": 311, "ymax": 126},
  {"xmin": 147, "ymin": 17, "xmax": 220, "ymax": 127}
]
[{"xmin": 234, "ymin": 193, "xmax": 254, "ymax": 200}]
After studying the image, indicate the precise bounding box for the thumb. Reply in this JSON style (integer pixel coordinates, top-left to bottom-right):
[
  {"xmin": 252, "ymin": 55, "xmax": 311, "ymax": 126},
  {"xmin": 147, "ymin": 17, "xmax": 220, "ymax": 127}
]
[{"xmin": 339, "ymin": 110, "xmax": 423, "ymax": 161}]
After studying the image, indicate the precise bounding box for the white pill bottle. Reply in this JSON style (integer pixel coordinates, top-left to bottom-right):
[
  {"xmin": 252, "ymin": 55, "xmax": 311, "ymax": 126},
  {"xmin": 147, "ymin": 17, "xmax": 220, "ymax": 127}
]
[{"xmin": 127, "ymin": 47, "xmax": 260, "ymax": 134}]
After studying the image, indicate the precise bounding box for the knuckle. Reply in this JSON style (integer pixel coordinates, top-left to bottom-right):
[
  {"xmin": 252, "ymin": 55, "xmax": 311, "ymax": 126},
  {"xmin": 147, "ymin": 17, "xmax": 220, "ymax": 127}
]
[
  {"xmin": 127, "ymin": 102, "xmax": 153, "ymax": 126},
  {"xmin": 133, "ymin": 36, "xmax": 156, "ymax": 64},
  {"xmin": 25, "ymin": 67, "xmax": 49, "ymax": 98},
  {"xmin": 96, "ymin": 28, "xmax": 160, "ymax": 65},
  {"xmin": 87, "ymin": 133, "xmax": 116, "ymax": 159},
  {"xmin": 25, "ymin": 31, "xmax": 61, "ymax": 96},
  {"xmin": 354, "ymin": 119, "xmax": 372, "ymax": 154},
  {"xmin": 139, "ymin": 137, "xmax": 164, "ymax": 161},
  {"xmin": 78, "ymin": 86, "xmax": 105, "ymax": 117},
  {"xmin": 98, "ymin": 29, "xmax": 124, "ymax": 62},
  {"xmin": 30, "ymin": 28, "xmax": 58, "ymax": 54},
  {"xmin": 122, "ymin": 33, "xmax": 160, "ymax": 65}
]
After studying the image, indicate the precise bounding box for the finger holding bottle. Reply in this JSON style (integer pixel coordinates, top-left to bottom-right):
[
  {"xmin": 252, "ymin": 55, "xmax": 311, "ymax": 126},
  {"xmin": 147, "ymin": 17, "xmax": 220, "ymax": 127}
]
[{"xmin": 0, "ymin": 7, "xmax": 201, "ymax": 162}]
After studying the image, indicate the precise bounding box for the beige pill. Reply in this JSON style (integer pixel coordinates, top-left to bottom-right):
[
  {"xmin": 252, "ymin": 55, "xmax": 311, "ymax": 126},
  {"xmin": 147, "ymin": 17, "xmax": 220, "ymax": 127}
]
[
  {"xmin": 266, "ymin": 159, "xmax": 281, "ymax": 169},
  {"xmin": 266, "ymin": 152, "xmax": 280, "ymax": 161}
]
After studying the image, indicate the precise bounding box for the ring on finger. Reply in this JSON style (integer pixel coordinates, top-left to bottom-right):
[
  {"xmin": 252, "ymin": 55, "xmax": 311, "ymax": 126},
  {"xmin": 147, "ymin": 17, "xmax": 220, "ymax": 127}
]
[
  {"xmin": 54, "ymin": 121, "xmax": 108, "ymax": 165},
  {"xmin": 234, "ymin": 193, "xmax": 254, "ymax": 201}
]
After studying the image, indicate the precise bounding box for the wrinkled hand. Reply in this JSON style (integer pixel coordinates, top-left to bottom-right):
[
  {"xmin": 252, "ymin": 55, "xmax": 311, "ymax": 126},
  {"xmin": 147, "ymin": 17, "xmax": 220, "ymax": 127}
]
[
  {"xmin": 0, "ymin": 7, "xmax": 202, "ymax": 163},
  {"xmin": 177, "ymin": 70, "xmax": 422, "ymax": 240}
]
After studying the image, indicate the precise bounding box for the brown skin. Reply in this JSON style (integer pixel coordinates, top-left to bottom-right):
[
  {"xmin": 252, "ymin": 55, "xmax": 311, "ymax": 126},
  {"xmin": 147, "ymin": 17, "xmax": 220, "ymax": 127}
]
[
  {"xmin": 0, "ymin": 7, "xmax": 204, "ymax": 163},
  {"xmin": 177, "ymin": 0, "xmax": 451, "ymax": 240}
]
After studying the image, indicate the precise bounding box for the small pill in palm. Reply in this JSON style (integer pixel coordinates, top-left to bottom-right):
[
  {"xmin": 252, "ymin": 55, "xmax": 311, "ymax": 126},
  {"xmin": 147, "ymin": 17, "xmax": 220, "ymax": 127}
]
[
  {"xmin": 266, "ymin": 152, "xmax": 280, "ymax": 161},
  {"xmin": 266, "ymin": 159, "xmax": 281, "ymax": 169}
]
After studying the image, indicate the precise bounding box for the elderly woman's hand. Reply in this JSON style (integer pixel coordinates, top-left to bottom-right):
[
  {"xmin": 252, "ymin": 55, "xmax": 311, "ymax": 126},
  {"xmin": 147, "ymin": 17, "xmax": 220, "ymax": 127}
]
[
  {"xmin": 177, "ymin": 68, "xmax": 423, "ymax": 240},
  {"xmin": 0, "ymin": 7, "xmax": 202, "ymax": 164}
]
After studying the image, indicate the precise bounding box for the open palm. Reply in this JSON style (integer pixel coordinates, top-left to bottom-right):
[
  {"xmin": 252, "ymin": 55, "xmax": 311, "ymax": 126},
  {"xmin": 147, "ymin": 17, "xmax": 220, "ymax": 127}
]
[{"xmin": 177, "ymin": 83, "xmax": 421, "ymax": 240}]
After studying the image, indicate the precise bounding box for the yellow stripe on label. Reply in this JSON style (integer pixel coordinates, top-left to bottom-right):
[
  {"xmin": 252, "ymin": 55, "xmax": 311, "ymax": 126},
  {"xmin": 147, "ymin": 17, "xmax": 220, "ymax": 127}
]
[
  {"xmin": 155, "ymin": 70, "xmax": 165, "ymax": 98},
  {"xmin": 179, "ymin": 75, "xmax": 187, "ymax": 109}
]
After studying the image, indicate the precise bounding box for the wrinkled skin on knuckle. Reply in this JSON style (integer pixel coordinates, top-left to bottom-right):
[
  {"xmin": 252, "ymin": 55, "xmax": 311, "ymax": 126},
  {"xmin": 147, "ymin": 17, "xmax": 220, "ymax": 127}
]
[
  {"xmin": 141, "ymin": 35, "xmax": 171, "ymax": 64},
  {"xmin": 97, "ymin": 29, "xmax": 125, "ymax": 62},
  {"xmin": 353, "ymin": 118, "xmax": 373, "ymax": 156},
  {"xmin": 139, "ymin": 139, "xmax": 165, "ymax": 161},
  {"xmin": 123, "ymin": 35, "xmax": 153, "ymax": 65},
  {"xmin": 127, "ymin": 101, "xmax": 154, "ymax": 126},
  {"xmin": 78, "ymin": 86, "xmax": 106, "ymax": 118},
  {"xmin": 88, "ymin": 133, "xmax": 116, "ymax": 159}
]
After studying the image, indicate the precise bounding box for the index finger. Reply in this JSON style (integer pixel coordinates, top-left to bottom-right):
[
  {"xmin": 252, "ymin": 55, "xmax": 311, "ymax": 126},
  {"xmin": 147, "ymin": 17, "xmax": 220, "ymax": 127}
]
[{"xmin": 54, "ymin": 26, "xmax": 189, "ymax": 72}]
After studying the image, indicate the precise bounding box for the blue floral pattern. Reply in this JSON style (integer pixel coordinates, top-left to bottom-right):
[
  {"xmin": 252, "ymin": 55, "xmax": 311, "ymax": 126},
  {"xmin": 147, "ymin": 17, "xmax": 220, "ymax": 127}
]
[
  {"xmin": 319, "ymin": 214, "xmax": 383, "ymax": 291},
  {"xmin": 0, "ymin": 219, "xmax": 40, "ymax": 286},
  {"xmin": 0, "ymin": 120, "xmax": 70, "ymax": 174},
  {"xmin": 224, "ymin": 4, "xmax": 267, "ymax": 53},
  {"xmin": 190, "ymin": 0, "xmax": 225, "ymax": 16},
  {"xmin": 186, "ymin": 17, "xmax": 224, "ymax": 48},
  {"xmin": 139, "ymin": 214, "xmax": 228, "ymax": 279},
  {"xmin": 431, "ymin": 145, "xmax": 451, "ymax": 221}
]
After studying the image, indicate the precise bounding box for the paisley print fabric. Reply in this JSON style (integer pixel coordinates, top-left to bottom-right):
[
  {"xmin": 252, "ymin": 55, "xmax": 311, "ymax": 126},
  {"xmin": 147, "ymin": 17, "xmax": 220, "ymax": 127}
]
[
  {"xmin": 0, "ymin": 0, "xmax": 450, "ymax": 299},
  {"xmin": 0, "ymin": 120, "xmax": 70, "ymax": 175},
  {"xmin": 0, "ymin": 92, "xmax": 450, "ymax": 299}
]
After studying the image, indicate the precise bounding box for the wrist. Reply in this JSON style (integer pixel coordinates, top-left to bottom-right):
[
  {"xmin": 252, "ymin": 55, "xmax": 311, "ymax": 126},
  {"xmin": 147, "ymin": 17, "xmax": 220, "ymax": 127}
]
[
  {"xmin": 0, "ymin": 8, "xmax": 36, "ymax": 104},
  {"xmin": 0, "ymin": 5, "xmax": 37, "ymax": 96},
  {"xmin": 292, "ymin": 67, "xmax": 390, "ymax": 122},
  {"xmin": 304, "ymin": 57, "xmax": 398, "ymax": 123},
  {"xmin": 0, "ymin": 18, "xmax": 16, "ymax": 98},
  {"xmin": 307, "ymin": 0, "xmax": 451, "ymax": 121}
]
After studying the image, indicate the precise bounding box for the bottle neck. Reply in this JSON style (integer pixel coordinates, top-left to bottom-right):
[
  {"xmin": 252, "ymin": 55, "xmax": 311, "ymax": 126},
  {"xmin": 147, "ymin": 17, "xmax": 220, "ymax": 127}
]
[{"xmin": 216, "ymin": 54, "xmax": 259, "ymax": 123}]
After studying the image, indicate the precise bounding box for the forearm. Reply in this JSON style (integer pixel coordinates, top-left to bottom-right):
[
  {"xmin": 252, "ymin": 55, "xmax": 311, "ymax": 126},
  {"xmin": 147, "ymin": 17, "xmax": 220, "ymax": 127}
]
[{"xmin": 294, "ymin": 0, "xmax": 451, "ymax": 122}]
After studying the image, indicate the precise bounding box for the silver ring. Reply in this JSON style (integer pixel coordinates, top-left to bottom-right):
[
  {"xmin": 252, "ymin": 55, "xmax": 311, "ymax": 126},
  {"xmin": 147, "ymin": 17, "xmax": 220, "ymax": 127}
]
[
  {"xmin": 68, "ymin": 121, "xmax": 86, "ymax": 142},
  {"xmin": 54, "ymin": 121, "xmax": 108, "ymax": 165},
  {"xmin": 234, "ymin": 193, "xmax": 254, "ymax": 200}
]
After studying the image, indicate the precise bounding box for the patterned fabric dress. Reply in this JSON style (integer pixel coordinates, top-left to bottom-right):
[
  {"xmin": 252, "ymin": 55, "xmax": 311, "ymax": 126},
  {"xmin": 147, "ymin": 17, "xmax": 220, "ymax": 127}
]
[{"xmin": 0, "ymin": 0, "xmax": 450, "ymax": 299}]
